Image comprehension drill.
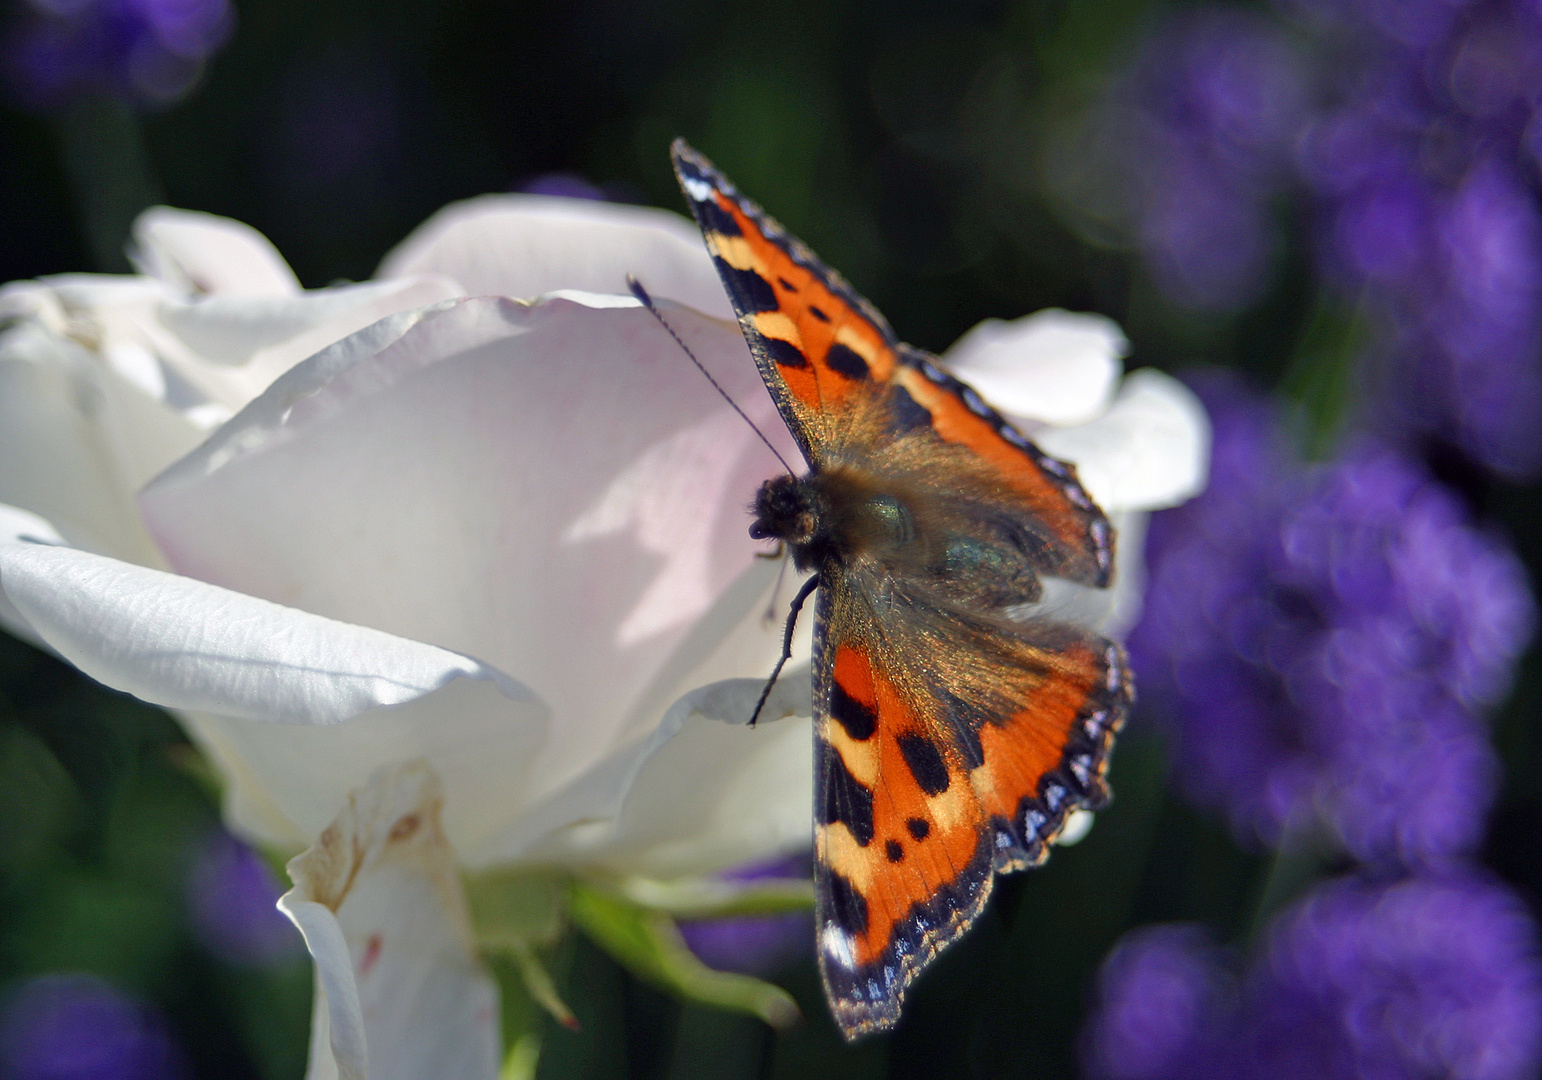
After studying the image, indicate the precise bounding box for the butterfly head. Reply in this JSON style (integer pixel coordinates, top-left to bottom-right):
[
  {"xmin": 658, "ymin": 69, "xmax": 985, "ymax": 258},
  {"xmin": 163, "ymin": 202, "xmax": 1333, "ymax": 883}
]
[{"xmin": 752, "ymin": 474, "xmax": 816, "ymax": 552}]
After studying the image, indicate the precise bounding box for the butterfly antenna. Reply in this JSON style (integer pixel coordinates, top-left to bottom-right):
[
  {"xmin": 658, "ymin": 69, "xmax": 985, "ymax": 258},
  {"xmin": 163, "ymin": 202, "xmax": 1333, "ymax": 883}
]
[
  {"xmin": 749, "ymin": 573, "xmax": 819, "ymax": 726},
  {"xmin": 628, "ymin": 276, "xmax": 795, "ymax": 475}
]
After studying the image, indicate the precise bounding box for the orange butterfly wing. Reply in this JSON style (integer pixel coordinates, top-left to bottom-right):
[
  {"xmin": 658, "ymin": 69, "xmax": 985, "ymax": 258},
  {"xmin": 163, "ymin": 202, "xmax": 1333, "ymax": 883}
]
[{"xmin": 671, "ymin": 140, "xmax": 1131, "ymax": 1041}]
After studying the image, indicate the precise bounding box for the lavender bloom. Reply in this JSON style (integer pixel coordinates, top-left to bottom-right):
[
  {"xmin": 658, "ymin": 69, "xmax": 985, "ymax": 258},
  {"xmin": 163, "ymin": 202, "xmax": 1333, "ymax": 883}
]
[
  {"xmin": 185, "ymin": 830, "xmax": 303, "ymax": 967},
  {"xmin": 676, "ymin": 854, "xmax": 813, "ymax": 978},
  {"xmin": 1292, "ymin": 0, "xmax": 1542, "ymax": 478},
  {"xmin": 1081, "ymin": 925, "xmax": 1230, "ymax": 1080},
  {"xmin": 0, "ymin": 973, "xmax": 185, "ymax": 1080},
  {"xmin": 1048, "ymin": 9, "xmax": 1312, "ymax": 312},
  {"xmin": 1128, "ymin": 10, "xmax": 1311, "ymax": 311},
  {"xmin": 1130, "ymin": 378, "xmax": 1533, "ymax": 865},
  {"xmin": 5, "ymin": 0, "xmax": 233, "ymax": 109},
  {"xmin": 1084, "ymin": 872, "xmax": 1542, "ymax": 1080}
]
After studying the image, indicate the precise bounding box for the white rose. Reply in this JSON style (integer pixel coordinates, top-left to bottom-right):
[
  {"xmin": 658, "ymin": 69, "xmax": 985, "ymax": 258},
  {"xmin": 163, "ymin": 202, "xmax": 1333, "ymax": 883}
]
[{"xmin": 0, "ymin": 193, "xmax": 1208, "ymax": 1079}]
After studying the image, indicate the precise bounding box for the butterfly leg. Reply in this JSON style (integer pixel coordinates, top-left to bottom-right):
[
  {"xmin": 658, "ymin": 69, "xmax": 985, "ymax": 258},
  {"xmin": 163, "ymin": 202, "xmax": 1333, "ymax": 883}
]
[
  {"xmin": 756, "ymin": 540, "xmax": 787, "ymax": 560},
  {"xmin": 749, "ymin": 573, "xmax": 820, "ymax": 726}
]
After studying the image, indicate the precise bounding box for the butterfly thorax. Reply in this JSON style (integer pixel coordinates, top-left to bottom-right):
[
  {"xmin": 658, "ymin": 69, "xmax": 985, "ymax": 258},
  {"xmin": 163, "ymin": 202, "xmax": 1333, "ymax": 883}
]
[{"xmin": 750, "ymin": 466, "xmax": 927, "ymax": 578}]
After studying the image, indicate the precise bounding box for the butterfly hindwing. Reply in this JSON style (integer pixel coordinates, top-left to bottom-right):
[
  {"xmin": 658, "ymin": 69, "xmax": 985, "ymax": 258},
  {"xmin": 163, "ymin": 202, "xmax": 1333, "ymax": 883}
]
[
  {"xmin": 671, "ymin": 140, "xmax": 1113, "ymax": 587},
  {"xmin": 812, "ymin": 571, "xmax": 1132, "ymax": 1037}
]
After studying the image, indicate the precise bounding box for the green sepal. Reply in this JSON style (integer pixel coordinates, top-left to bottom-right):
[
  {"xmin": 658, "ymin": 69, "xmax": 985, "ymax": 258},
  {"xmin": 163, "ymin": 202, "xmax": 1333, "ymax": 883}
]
[
  {"xmin": 617, "ymin": 873, "xmax": 813, "ymax": 918},
  {"xmin": 465, "ymin": 867, "xmax": 570, "ymax": 949},
  {"xmin": 467, "ymin": 869, "xmax": 579, "ymax": 1033},
  {"xmin": 569, "ymin": 881, "xmax": 800, "ymax": 1029}
]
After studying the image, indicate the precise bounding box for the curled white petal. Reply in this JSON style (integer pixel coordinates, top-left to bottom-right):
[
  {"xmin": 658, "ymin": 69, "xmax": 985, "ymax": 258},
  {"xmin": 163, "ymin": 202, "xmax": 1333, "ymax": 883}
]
[
  {"xmin": 132, "ymin": 207, "xmax": 302, "ymax": 297},
  {"xmin": 378, "ymin": 194, "xmax": 733, "ymax": 320},
  {"xmin": 1033, "ymin": 368, "xmax": 1211, "ymax": 512},
  {"xmin": 941, "ymin": 309, "xmax": 1127, "ymax": 425},
  {"xmin": 278, "ymin": 761, "xmax": 499, "ymax": 1080},
  {"xmin": 0, "ymin": 541, "xmax": 527, "ymax": 724}
]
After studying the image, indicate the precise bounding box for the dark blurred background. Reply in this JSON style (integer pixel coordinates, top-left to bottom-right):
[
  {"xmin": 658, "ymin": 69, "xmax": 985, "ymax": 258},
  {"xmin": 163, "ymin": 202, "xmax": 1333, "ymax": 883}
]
[{"xmin": 1, "ymin": 0, "xmax": 1539, "ymax": 1077}]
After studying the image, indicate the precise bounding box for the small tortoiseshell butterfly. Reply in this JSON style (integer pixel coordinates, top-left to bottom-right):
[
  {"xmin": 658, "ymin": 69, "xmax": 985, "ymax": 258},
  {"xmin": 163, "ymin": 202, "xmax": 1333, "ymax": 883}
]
[{"xmin": 670, "ymin": 140, "xmax": 1132, "ymax": 1041}]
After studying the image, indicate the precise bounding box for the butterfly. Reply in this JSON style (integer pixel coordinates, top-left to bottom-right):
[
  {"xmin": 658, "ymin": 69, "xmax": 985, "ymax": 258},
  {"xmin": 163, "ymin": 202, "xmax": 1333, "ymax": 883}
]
[{"xmin": 669, "ymin": 140, "xmax": 1132, "ymax": 1041}]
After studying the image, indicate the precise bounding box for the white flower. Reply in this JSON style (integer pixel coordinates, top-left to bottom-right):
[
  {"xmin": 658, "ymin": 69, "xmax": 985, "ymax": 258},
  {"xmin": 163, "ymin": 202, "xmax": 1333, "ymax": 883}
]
[{"xmin": 0, "ymin": 193, "xmax": 1208, "ymax": 1078}]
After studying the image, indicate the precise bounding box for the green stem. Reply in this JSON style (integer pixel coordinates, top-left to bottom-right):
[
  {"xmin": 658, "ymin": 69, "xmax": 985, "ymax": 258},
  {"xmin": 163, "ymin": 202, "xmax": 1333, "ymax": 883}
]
[
  {"xmin": 54, "ymin": 95, "xmax": 164, "ymax": 273},
  {"xmin": 1243, "ymin": 842, "xmax": 1325, "ymax": 944}
]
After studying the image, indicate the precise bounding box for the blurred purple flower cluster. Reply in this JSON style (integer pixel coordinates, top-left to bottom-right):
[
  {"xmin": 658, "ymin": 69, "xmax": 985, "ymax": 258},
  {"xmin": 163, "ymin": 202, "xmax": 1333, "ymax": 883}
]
[
  {"xmin": 1119, "ymin": 10, "xmax": 1312, "ymax": 312},
  {"xmin": 1128, "ymin": 377, "xmax": 1532, "ymax": 863},
  {"xmin": 1089, "ymin": 377, "xmax": 1540, "ymax": 1078},
  {"xmin": 1295, "ymin": 0, "xmax": 1542, "ymax": 478},
  {"xmin": 0, "ymin": 973, "xmax": 185, "ymax": 1080},
  {"xmin": 1062, "ymin": 0, "xmax": 1542, "ymax": 478},
  {"xmin": 1084, "ymin": 872, "xmax": 1542, "ymax": 1080},
  {"xmin": 5, "ymin": 0, "xmax": 233, "ymax": 108}
]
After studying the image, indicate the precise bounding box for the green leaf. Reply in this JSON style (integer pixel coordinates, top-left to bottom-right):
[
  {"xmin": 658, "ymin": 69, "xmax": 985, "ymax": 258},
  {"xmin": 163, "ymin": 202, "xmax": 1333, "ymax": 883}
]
[{"xmin": 569, "ymin": 882, "xmax": 801, "ymax": 1030}]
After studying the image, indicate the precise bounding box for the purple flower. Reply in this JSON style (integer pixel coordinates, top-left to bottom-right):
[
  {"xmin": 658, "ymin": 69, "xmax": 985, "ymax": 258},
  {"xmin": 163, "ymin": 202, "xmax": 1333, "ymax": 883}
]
[
  {"xmin": 0, "ymin": 973, "xmax": 185, "ymax": 1080},
  {"xmin": 1108, "ymin": 8, "xmax": 1314, "ymax": 311},
  {"xmin": 1084, "ymin": 872, "xmax": 1542, "ymax": 1080},
  {"xmin": 185, "ymin": 830, "xmax": 303, "ymax": 967},
  {"xmin": 676, "ymin": 854, "xmax": 813, "ymax": 978},
  {"xmin": 1240, "ymin": 873, "xmax": 1542, "ymax": 1080},
  {"xmin": 5, "ymin": 0, "xmax": 233, "ymax": 108},
  {"xmin": 1081, "ymin": 925, "xmax": 1231, "ymax": 1080},
  {"xmin": 1130, "ymin": 377, "xmax": 1533, "ymax": 864},
  {"xmin": 1291, "ymin": 0, "xmax": 1542, "ymax": 478}
]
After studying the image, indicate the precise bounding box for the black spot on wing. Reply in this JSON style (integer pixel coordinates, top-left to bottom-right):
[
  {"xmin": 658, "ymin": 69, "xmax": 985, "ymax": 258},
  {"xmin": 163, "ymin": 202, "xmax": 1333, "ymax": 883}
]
[
  {"xmin": 777, "ymin": 276, "xmax": 799, "ymax": 292},
  {"xmin": 808, "ymin": 304, "xmax": 830, "ymax": 322},
  {"xmin": 897, "ymin": 732, "xmax": 950, "ymax": 796},
  {"xmin": 885, "ymin": 839, "xmax": 905, "ymax": 863},
  {"xmin": 818, "ymin": 738, "xmax": 875, "ymax": 846},
  {"xmin": 714, "ymin": 258, "xmax": 778, "ymax": 313},
  {"xmin": 826, "ymin": 870, "xmax": 869, "ymax": 934},
  {"xmin": 888, "ymin": 385, "xmax": 932, "ymax": 433},
  {"xmin": 830, "ymin": 679, "xmax": 876, "ymax": 741},
  {"xmin": 695, "ymin": 198, "xmax": 742, "ymax": 238},
  {"xmin": 824, "ymin": 342, "xmax": 870, "ymax": 380},
  {"xmin": 761, "ymin": 336, "xmax": 808, "ymax": 369},
  {"xmin": 906, "ymin": 817, "xmax": 930, "ymax": 841}
]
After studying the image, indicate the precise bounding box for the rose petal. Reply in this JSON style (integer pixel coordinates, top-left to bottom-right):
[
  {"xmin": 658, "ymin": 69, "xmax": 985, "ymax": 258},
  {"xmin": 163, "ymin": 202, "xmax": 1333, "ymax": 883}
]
[
  {"xmin": 139, "ymin": 294, "xmax": 798, "ymax": 814},
  {"xmin": 1037, "ymin": 510, "xmax": 1150, "ymax": 637},
  {"xmin": 153, "ymin": 276, "xmax": 465, "ymax": 412},
  {"xmin": 0, "ymin": 323, "xmax": 201, "ymax": 563},
  {"xmin": 0, "ymin": 541, "xmax": 534, "ymax": 724},
  {"xmin": 941, "ymin": 309, "xmax": 1127, "ymax": 425},
  {"xmin": 0, "ymin": 504, "xmax": 63, "ymax": 647},
  {"xmin": 1032, "ymin": 369, "xmax": 1211, "ymax": 512},
  {"xmin": 278, "ymin": 761, "xmax": 499, "ymax": 1080},
  {"xmin": 377, "ymin": 195, "xmax": 734, "ymax": 320},
  {"xmin": 132, "ymin": 207, "xmax": 302, "ymax": 298}
]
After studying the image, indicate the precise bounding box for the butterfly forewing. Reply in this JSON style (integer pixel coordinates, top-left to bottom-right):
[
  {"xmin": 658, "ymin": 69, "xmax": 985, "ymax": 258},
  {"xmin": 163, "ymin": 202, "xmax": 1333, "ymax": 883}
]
[{"xmin": 671, "ymin": 140, "xmax": 1114, "ymax": 586}]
